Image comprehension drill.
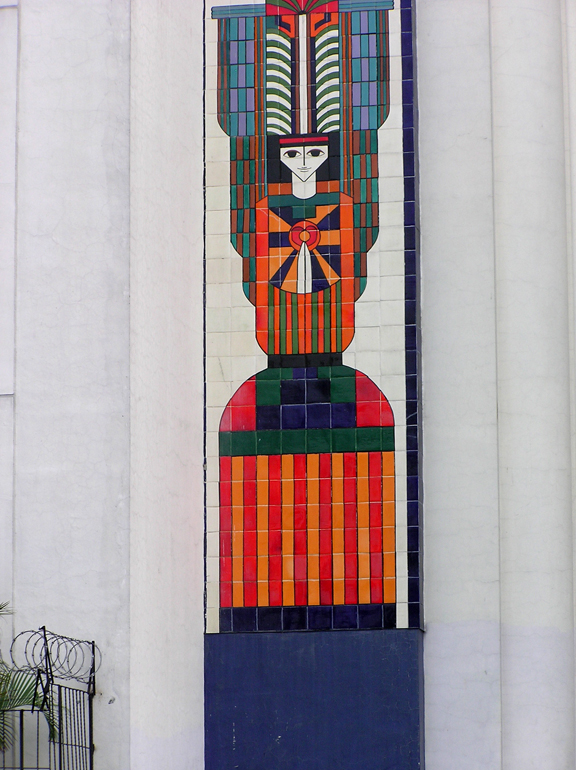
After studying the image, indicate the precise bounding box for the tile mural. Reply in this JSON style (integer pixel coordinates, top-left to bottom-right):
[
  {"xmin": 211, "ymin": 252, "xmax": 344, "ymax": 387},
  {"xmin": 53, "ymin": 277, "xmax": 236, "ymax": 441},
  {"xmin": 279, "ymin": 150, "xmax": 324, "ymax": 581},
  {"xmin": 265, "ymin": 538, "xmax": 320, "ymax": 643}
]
[{"xmin": 204, "ymin": 0, "xmax": 420, "ymax": 635}]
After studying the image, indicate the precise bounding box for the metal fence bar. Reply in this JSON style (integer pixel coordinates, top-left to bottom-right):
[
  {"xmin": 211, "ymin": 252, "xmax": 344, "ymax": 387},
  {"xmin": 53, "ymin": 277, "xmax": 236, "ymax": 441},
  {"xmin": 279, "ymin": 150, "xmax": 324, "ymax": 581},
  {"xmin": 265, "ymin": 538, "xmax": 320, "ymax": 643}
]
[
  {"xmin": 18, "ymin": 711, "xmax": 23, "ymax": 770},
  {"xmin": 2, "ymin": 630, "xmax": 98, "ymax": 770}
]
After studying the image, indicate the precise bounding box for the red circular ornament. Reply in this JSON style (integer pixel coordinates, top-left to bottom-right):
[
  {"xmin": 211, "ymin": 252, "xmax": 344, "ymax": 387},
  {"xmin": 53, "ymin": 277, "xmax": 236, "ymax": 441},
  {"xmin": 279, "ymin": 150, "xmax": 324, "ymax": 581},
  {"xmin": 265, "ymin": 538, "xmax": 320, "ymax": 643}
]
[{"xmin": 289, "ymin": 220, "xmax": 320, "ymax": 250}]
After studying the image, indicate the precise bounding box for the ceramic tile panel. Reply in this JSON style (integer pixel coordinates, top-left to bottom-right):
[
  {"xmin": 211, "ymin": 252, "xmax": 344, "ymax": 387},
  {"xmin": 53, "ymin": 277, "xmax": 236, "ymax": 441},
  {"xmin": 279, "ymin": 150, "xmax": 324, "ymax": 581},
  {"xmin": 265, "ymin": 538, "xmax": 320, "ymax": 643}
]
[{"xmin": 204, "ymin": 0, "xmax": 420, "ymax": 635}]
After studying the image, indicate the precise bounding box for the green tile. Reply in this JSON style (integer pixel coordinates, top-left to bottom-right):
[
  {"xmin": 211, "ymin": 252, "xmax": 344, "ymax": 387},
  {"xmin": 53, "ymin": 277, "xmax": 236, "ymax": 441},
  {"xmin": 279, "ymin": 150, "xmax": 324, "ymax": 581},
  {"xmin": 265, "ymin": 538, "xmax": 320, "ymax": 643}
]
[
  {"xmin": 332, "ymin": 428, "xmax": 356, "ymax": 453},
  {"xmin": 317, "ymin": 366, "xmax": 331, "ymax": 380},
  {"xmin": 256, "ymin": 379, "xmax": 281, "ymax": 405},
  {"xmin": 219, "ymin": 432, "xmax": 232, "ymax": 456},
  {"xmin": 331, "ymin": 376, "xmax": 356, "ymax": 403},
  {"xmin": 257, "ymin": 430, "xmax": 281, "ymax": 455},
  {"xmin": 356, "ymin": 427, "xmax": 383, "ymax": 452},
  {"xmin": 307, "ymin": 429, "xmax": 332, "ymax": 454},
  {"xmin": 256, "ymin": 367, "xmax": 281, "ymax": 380},
  {"xmin": 282, "ymin": 430, "xmax": 307, "ymax": 454},
  {"xmin": 330, "ymin": 365, "xmax": 355, "ymax": 378},
  {"xmin": 380, "ymin": 427, "xmax": 395, "ymax": 451},
  {"xmin": 230, "ymin": 431, "xmax": 257, "ymax": 456}
]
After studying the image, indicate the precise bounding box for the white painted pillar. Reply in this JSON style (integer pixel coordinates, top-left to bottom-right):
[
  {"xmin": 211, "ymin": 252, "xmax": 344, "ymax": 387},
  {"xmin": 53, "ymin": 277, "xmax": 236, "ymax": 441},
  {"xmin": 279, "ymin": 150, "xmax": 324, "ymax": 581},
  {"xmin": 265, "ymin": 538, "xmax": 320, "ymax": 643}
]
[
  {"xmin": 14, "ymin": 2, "xmax": 131, "ymax": 766},
  {"xmin": 490, "ymin": 1, "xmax": 575, "ymax": 767},
  {"xmin": 418, "ymin": 2, "xmax": 502, "ymax": 768},
  {"xmin": 565, "ymin": 0, "xmax": 576, "ymax": 758},
  {"xmin": 0, "ymin": 3, "xmax": 17, "ymax": 640},
  {"xmin": 130, "ymin": 2, "xmax": 205, "ymax": 767}
]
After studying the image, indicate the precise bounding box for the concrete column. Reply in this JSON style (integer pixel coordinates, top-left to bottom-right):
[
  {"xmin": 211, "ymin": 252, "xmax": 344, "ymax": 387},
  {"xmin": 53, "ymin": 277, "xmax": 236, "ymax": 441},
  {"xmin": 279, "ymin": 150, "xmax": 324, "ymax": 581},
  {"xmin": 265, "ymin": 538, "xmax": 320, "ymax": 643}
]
[
  {"xmin": 418, "ymin": 2, "xmax": 502, "ymax": 768},
  {"xmin": 490, "ymin": 1, "xmax": 575, "ymax": 767},
  {"xmin": 564, "ymin": 0, "xmax": 576, "ymax": 756},
  {"xmin": 130, "ymin": 1, "xmax": 205, "ymax": 767},
  {"xmin": 14, "ymin": 2, "xmax": 131, "ymax": 766},
  {"xmin": 0, "ymin": 4, "xmax": 17, "ymax": 636}
]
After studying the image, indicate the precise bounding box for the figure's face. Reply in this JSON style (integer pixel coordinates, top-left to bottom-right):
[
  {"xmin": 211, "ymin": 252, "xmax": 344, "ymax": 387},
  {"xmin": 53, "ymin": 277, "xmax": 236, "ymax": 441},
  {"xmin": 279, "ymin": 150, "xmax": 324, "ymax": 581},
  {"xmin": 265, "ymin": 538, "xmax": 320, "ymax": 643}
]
[{"xmin": 280, "ymin": 144, "xmax": 329, "ymax": 182}]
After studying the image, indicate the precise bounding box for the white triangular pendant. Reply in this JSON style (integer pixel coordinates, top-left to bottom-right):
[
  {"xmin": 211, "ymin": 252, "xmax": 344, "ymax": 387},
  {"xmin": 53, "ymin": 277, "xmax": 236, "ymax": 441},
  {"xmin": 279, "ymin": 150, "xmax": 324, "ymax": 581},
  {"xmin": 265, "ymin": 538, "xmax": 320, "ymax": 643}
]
[{"xmin": 296, "ymin": 241, "xmax": 314, "ymax": 294}]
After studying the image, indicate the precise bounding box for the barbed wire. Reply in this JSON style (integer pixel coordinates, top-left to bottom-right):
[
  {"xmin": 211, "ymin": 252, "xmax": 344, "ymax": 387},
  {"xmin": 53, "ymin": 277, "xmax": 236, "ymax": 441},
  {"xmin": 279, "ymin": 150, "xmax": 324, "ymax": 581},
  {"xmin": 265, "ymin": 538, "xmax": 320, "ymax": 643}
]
[{"xmin": 9, "ymin": 627, "xmax": 101, "ymax": 684}]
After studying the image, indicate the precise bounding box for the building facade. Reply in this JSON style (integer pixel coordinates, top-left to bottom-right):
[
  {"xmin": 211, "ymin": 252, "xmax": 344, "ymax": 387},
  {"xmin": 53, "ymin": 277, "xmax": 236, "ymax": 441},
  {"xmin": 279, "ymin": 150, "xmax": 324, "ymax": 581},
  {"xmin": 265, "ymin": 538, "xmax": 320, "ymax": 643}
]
[{"xmin": 1, "ymin": 0, "xmax": 576, "ymax": 768}]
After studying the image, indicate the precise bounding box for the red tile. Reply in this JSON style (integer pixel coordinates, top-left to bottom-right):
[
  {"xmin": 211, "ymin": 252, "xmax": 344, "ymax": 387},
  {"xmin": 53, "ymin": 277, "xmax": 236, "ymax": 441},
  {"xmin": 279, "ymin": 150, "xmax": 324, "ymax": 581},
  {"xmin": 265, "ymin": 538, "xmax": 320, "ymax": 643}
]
[
  {"xmin": 370, "ymin": 549, "xmax": 383, "ymax": 579},
  {"xmin": 294, "ymin": 554, "xmax": 307, "ymax": 582},
  {"xmin": 356, "ymin": 372, "xmax": 394, "ymax": 427},
  {"xmin": 219, "ymin": 405, "xmax": 232, "ymax": 431},
  {"xmin": 230, "ymin": 377, "xmax": 256, "ymax": 406},
  {"xmin": 269, "ymin": 530, "xmax": 282, "ymax": 555},
  {"xmin": 220, "ymin": 532, "xmax": 232, "ymax": 559},
  {"xmin": 370, "ymin": 579, "xmax": 383, "ymax": 605},
  {"xmin": 244, "ymin": 531, "xmax": 257, "ymax": 557},
  {"xmin": 231, "ymin": 404, "xmax": 256, "ymax": 432},
  {"xmin": 344, "ymin": 578, "xmax": 358, "ymax": 605},
  {"xmin": 220, "ymin": 581, "xmax": 232, "ymax": 607},
  {"xmin": 269, "ymin": 579, "xmax": 282, "ymax": 606},
  {"xmin": 294, "ymin": 529, "xmax": 307, "ymax": 555},
  {"xmin": 244, "ymin": 581, "xmax": 257, "ymax": 607}
]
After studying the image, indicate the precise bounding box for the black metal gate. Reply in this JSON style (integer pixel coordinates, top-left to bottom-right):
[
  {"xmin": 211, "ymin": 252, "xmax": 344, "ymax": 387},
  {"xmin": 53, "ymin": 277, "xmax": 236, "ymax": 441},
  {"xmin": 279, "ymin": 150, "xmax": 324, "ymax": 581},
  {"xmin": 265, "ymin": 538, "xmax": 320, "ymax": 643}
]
[{"xmin": 1, "ymin": 628, "xmax": 100, "ymax": 770}]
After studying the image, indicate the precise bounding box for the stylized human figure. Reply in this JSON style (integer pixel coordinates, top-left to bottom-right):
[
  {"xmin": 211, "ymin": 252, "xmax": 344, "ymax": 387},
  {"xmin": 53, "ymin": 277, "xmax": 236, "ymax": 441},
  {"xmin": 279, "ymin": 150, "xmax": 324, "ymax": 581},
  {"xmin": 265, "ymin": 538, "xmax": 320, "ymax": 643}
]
[{"xmin": 213, "ymin": 0, "xmax": 396, "ymax": 632}]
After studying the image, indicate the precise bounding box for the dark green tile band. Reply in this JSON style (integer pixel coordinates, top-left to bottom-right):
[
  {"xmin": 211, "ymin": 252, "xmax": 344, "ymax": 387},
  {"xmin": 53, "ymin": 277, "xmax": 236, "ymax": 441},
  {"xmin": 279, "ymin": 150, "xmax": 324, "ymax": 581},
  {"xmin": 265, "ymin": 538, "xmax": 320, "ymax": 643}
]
[{"xmin": 219, "ymin": 427, "xmax": 395, "ymax": 456}]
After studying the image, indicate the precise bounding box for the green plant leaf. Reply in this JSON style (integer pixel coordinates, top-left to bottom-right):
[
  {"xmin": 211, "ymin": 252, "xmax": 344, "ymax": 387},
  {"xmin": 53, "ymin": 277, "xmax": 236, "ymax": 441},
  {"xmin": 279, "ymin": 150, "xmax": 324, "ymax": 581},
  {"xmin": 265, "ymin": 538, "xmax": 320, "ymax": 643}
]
[{"xmin": 0, "ymin": 666, "xmax": 58, "ymax": 752}]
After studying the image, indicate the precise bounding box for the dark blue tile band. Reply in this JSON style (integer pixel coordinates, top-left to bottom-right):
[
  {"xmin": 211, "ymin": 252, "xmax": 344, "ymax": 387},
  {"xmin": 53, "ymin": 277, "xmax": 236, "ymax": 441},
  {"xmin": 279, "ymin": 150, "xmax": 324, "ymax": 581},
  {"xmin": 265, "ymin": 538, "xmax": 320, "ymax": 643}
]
[{"xmin": 205, "ymin": 630, "xmax": 424, "ymax": 770}]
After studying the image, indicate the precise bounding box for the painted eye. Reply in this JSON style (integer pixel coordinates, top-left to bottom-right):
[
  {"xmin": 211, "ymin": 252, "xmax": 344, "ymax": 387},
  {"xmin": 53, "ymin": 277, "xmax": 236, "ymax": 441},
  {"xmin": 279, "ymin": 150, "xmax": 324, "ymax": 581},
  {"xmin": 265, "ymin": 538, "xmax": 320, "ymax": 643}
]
[
  {"xmin": 284, "ymin": 150, "xmax": 300, "ymax": 158},
  {"xmin": 308, "ymin": 149, "xmax": 324, "ymax": 157}
]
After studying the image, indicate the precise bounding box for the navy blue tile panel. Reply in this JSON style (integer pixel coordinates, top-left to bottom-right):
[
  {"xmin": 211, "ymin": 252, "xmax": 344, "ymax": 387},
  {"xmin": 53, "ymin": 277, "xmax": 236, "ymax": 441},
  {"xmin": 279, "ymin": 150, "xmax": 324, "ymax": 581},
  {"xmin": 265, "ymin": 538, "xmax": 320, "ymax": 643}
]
[{"xmin": 205, "ymin": 630, "xmax": 424, "ymax": 770}]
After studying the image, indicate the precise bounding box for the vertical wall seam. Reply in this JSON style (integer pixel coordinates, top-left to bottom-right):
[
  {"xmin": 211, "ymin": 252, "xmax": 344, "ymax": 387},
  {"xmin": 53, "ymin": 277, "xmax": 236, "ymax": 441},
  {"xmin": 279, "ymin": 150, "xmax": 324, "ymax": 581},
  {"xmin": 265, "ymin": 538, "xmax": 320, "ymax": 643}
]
[
  {"xmin": 11, "ymin": 0, "xmax": 21, "ymax": 646},
  {"xmin": 559, "ymin": 0, "xmax": 576, "ymax": 755},
  {"xmin": 487, "ymin": 2, "xmax": 504, "ymax": 767},
  {"xmin": 126, "ymin": 1, "xmax": 131, "ymax": 767}
]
